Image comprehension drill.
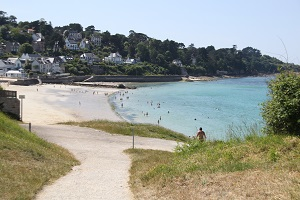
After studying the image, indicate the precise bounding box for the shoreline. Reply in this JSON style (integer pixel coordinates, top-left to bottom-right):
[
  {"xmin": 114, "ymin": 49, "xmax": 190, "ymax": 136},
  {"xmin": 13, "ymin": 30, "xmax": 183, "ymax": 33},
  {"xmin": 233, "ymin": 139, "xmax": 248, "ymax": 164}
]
[{"xmin": 0, "ymin": 74, "xmax": 274, "ymax": 127}]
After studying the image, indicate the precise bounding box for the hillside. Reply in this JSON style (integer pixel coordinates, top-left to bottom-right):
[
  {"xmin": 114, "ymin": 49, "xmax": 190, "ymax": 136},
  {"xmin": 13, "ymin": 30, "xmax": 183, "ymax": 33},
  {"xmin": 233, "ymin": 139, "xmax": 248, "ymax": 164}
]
[
  {"xmin": 0, "ymin": 112, "xmax": 79, "ymax": 199},
  {"xmin": 1, "ymin": 10, "xmax": 299, "ymax": 77},
  {"xmin": 126, "ymin": 134, "xmax": 300, "ymax": 199}
]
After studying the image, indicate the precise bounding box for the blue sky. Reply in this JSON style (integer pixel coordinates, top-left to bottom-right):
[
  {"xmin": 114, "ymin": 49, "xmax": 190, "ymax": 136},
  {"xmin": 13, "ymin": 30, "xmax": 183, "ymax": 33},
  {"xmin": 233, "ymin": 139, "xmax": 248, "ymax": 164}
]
[{"xmin": 2, "ymin": 0, "xmax": 299, "ymax": 64}]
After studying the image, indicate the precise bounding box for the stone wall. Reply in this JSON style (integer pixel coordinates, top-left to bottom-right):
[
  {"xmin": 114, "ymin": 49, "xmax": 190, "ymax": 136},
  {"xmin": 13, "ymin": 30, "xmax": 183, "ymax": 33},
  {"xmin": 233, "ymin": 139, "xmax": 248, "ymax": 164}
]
[
  {"xmin": 86, "ymin": 75, "xmax": 183, "ymax": 82},
  {"xmin": 0, "ymin": 90, "xmax": 20, "ymax": 119},
  {"xmin": 39, "ymin": 75, "xmax": 183, "ymax": 84}
]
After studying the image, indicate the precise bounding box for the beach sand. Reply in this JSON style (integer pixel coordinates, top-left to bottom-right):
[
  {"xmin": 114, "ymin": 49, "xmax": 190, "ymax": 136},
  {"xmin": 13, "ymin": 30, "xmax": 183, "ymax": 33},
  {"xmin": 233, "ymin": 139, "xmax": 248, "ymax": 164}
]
[
  {"xmin": 1, "ymin": 82, "xmax": 178, "ymax": 200},
  {"xmin": 1, "ymin": 83, "xmax": 122, "ymax": 124}
]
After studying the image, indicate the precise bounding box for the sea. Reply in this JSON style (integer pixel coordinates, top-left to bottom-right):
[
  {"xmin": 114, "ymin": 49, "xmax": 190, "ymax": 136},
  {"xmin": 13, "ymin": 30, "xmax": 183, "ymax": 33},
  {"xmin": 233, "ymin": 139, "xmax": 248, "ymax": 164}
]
[{"xmin": 109, "ymin": 76, "xmax": 272, "ymax": 140}]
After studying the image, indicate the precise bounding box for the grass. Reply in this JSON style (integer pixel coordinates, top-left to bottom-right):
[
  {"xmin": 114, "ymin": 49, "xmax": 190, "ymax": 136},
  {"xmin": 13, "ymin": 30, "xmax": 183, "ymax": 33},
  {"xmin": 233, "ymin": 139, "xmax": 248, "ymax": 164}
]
[
  {"xmin": 2, "ymin": 114, "xmax": 299, "ymax": 199},
  {"xmin": 62, "ymin": 120, "xmax": 190, "ymax": 142},
  {"xmin": 0, "ymin": 112, "xmax": 79, "ymax": 200},
  {"xmin": 125, "ymin": 131, "xmax": 300, "ymax": 199}
]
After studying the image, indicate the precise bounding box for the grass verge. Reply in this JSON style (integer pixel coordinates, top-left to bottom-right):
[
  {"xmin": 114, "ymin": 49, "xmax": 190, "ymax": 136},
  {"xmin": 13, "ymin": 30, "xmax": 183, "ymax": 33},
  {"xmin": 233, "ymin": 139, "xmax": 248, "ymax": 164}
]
[
  {"xmin": 125, "ymin": 133, "xmax": 300, "ymax": 199},
  {"xmin": 62, "ymin": 120, "xmax": 190, "ymax": 142},
  {"xmin": 0, "ymin": 112, "xmax": 79, "ymax": 200}
]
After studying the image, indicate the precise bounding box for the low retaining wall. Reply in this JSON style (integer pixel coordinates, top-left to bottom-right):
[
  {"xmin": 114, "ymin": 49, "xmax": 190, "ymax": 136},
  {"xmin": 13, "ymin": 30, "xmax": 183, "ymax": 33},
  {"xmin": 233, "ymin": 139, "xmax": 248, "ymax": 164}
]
[
  {"xmin": 86, "ymin": 75, "xmax": 183, "ymax": 82},
  {"xmin": 10, "ymin": 75, "xmax": 183, "ymax": 85},
  {"xmin": 40, "ymin": 75, "xmax": 183, "ymax": 84},
  {"xmin": 10, "ymin": 79, "xmax": 40, "ymax": 86},
  {"xmin": 0, "ymin": 90, "xmax": 20, "ymax": 119}
]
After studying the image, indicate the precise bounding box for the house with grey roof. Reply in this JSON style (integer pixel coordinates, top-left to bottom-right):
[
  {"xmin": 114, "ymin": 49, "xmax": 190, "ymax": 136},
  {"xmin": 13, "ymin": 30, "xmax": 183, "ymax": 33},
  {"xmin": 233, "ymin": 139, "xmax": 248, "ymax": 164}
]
[
  {"xmin": 68, "ymin": 31, "xmax": 82, "ymax": 41},
  {"xmin": 20, "ymin": 53, "xmax": 42, "ymax": 61},
  {"xmin": 65, "ymin": 38, "xmax": 79, "ymax": 50},
  {"xmin": 0, "ymin": 59, "xmax": 21, "ymax": 76},
  {"xmin": 80, "ymin": 53, "xmax": 101, "ymax": 65},
  {"xmin": 104, "ymin": 52, "xmax": 123, "ymax": 64},
  {"xmin": 91, "ymin": 34, "xmax": 101, "ymax": 46},
  {"xmin": 79, "ymin": 39, "xmax": 90, "ymax": 49},
  {"xmin": 5, "ymin": 41, "xmax": 20, "ymax": 53},
  {"xmin": 7, "ymin": 58, "xmax": 22, "ymax": 69},
  {"xmin": 31, "ymin": 57, "xmax": 65, "ymax": 74}
]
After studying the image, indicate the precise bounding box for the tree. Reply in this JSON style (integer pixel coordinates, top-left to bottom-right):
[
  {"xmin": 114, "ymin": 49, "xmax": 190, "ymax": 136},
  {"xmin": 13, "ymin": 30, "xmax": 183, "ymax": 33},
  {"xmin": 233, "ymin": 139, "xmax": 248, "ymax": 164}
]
[
  {"xmin": 46, "ymin": 32, "xmax": 65, "ymax": 50},
  {"xmin": 0, "ymin": 25, "xmax": 10, "ymax": 40},
  {"xmin": 85, "ymin": 25, "xmax": 95, "ymax": 38},
  {"xmin": 101, "ymin": 31, "xmax": 111, "ymax": 46},
  {"xmin": 10, "ymin": 27, "xmax": 32, "ymax": 44},
  {"xmin": 19, "ymin": 43, "xmax": 33, "ymax": 54},
  {"xmin": 0, "ymin": 11, "xmax": 8, "ymax": 25},
  {"xmin": 136, "ymin": 42, "xmax": 150, "ymax": 62},
  {"xmin": 8, "ymin": 15, "xmax": 17, "ymax": 25},
  {"xmin": 69, "ymin": 23, "xmax": 83, "ymax": 32},
  {"xmin": 261, "ymin": 72, "xmax": 300, "ymax": 136}
]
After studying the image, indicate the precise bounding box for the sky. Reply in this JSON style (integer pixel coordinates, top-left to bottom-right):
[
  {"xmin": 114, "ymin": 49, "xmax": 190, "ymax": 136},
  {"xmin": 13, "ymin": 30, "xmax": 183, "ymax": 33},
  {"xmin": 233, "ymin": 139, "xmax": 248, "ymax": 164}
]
[{"xmin": 1, "ymin": 0, "xmax": 299, "ymax": 64}]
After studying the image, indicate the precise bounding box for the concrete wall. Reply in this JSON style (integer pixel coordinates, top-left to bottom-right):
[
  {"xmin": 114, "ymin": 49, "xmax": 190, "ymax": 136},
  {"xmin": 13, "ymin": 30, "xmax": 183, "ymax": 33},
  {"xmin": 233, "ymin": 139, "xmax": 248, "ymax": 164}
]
[
  {"xmin": 39, "ymin": 75, "xmax": 183, "ymax": 84},
  {"xmin": 0, "ymin": 95, "xmax": 20, "ymax": 119},
  {"xmin": 86, "ymin": 75, "xmax": 183, "ymax": 82},
  {"xmin": 11, "ymin": 79, "xmax": 40, "ymax": 86}
]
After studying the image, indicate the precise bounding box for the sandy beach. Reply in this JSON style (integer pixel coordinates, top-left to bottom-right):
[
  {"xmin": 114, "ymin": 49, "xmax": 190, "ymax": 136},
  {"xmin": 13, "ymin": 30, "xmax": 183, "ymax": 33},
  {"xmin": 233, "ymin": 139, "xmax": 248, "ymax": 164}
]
[
  {"xmin": 1, "ymin": 82, "xmax": 123, "ymax": 124},
  {"xmin": 1, "ymin": 82, "xmax": 178, "ymax": 199}
]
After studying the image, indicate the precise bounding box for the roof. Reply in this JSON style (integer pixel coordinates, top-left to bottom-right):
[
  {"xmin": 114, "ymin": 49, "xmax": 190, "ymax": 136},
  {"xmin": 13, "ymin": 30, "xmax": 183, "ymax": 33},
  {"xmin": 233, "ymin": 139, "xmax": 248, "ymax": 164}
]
[
  {"xmin": 7, "ymin": 58, "xmax": 20, "ymax": 63},
  {"xmin": 109, "ymin": 52, "xmax": 122, "ymax": 58},
  {"xmin": 6, "ymin": 70, "xmax": 22, "ymax": 74}
]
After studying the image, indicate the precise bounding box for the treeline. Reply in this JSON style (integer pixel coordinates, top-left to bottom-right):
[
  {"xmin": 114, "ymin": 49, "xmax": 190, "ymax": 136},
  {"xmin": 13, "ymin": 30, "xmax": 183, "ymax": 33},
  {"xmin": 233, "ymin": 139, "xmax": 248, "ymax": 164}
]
[{"xmin": 0, "ymin": 10, "xmax": 297, "ymax": 76}]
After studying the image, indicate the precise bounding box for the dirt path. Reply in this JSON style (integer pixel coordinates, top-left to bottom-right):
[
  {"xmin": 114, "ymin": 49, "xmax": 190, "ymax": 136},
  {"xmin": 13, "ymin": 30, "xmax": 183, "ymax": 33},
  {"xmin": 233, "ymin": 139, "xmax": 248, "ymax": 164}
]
[{"xmin": 32, "ymin": 124, "xmax": 178, "ymax": 200}]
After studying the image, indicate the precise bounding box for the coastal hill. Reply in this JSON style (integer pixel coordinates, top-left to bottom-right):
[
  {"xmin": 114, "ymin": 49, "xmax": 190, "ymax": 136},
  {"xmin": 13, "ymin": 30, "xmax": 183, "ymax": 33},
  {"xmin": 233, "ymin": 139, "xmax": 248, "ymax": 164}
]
[{"xmin": 1, "ymin": 10, "xmax": 299, "ymax": 78}]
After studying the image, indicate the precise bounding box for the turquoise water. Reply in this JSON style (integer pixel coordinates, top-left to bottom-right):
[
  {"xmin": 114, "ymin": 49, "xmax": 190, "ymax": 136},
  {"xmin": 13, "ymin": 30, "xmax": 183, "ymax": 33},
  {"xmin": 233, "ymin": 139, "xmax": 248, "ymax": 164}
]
[{"xmin": 110, "ymin": 77, "xmax": 271, "ymax": 140}]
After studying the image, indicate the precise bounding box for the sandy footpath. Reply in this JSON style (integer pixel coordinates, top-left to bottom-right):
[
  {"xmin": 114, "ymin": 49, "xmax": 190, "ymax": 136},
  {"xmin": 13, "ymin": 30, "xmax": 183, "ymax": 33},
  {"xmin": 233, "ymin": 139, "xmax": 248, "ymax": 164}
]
[{"xmin": 1, "ymin": 82, "xmax": 178, "ymax": 200}]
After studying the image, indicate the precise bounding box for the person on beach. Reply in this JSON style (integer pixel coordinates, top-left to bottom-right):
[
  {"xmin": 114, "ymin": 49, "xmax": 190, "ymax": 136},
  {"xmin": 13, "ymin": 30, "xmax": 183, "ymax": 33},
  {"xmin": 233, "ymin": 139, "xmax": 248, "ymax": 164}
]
[{"xmin": 196, "ymin": 127, "xmax": 206, "ymax": 141}]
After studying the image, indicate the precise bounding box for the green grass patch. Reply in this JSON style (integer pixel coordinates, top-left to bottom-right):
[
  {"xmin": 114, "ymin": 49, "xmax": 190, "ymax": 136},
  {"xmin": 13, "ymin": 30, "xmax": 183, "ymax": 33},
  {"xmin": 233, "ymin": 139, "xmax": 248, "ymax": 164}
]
[
  {"xmin": 62, "ymin": 120, "xmax": 190, "ymax": 142},
  {"xmin": 125, "ymin": 132, "xmax": 300, "ymax": 199},
  {"xmin": 0, "ymin": 112, "xmax": 79, "ymax": 200}
]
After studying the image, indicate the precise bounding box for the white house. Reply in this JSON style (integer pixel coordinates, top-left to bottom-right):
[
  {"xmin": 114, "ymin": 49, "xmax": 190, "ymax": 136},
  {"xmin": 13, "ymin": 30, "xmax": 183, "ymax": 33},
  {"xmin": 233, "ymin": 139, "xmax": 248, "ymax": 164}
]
[
  {"xmin": 65, "ymin": 38, "xmax": 79, "ymax": 50},
  {"xmin": 172, "ymin": 59, "xmax": 183, "ymax": 67},
  {"xmin": 91, "ymin": 34, "xmax": 101, "ymax": 46},
  {"xmin": 104, "ymin": 52, "xmax": 123, "ymax": 64},
  {"xmin": 31, "ymin": 60, "xmax": 40, "ymax": 72},
  {"xmin": 68, "ymin": 31, "xmax": 82, "ymax": 41},
  {"xmin": 79, "ymin": 39, "xmax": 90, "ymax": 49},
  {"xmin": 32, "ymin": 33, "xmax": 43, "ymax": 42},
  {"xmin": 80, "ymin": 53, "xmax": 101, "ymax": 65},
  {"xmin": 7, "ymin": 58, "xmax": 22, "ymax": 69},
  {"xmin": 124, "ymin": 58, "xmax": 137, "ymax": 64},
  {"xmin": 5, "ymin": 69, "xmax": 26, "ymax": 78},
  {"xmin": 48, "ymin": 57, "xmax": 65, "ymax": 74},
  {"xmin": 20, "ymin": 53, "xmax": 41, "ymax": 61},
  {"xmin": 31, "ymin": 57, "xmax": 65, "ymax": 74},
  {"xmin": 0, "ymin": 59, "xmax": 17, "ymax": 76}
]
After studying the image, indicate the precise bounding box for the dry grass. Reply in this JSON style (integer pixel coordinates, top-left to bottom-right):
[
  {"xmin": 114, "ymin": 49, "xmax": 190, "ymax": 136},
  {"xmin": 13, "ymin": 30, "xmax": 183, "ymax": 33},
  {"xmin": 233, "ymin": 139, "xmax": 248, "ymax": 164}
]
[
  {"xmin": 125, "ymin": 134, "xmax": 300, "ymax": 200},
  {"xmin": 0, "ymin": 112, "xmax": 79, "ymax": 199}
]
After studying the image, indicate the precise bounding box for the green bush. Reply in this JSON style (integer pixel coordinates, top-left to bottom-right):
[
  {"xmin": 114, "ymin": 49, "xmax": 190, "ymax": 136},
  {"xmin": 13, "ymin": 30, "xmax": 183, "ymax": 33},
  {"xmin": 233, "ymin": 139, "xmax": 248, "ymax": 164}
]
[{"xmin": 261, "ymin": 72, "xmax": 300, "ymax": 136}]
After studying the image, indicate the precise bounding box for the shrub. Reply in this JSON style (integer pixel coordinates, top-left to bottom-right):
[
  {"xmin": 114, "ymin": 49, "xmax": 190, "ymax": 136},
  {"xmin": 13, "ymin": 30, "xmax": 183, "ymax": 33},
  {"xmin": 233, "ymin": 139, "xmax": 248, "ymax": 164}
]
[{"xmin": 261, "ymin": 72, "xmax": 300, "ymax": 136}]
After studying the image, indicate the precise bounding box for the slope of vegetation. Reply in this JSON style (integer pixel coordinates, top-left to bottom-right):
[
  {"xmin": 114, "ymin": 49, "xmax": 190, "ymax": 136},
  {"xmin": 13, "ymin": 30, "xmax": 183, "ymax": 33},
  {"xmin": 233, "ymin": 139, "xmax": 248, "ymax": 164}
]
[
  {"xmin": 63, "ymin": 120, "xmax": 190, "ymax": 142},
  {"xmin": 0, "ymin": 112, "xmax": 79, "ymax": 199},
  {"xmin": 126, "ymin": 133, "xmax": 300, "ymax": 199}
]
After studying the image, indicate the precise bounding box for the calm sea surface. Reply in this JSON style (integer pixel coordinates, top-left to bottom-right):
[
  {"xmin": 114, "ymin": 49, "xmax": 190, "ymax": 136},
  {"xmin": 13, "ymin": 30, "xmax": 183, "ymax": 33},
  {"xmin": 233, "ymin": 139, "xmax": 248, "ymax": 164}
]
[{"xmin": 109, "ymin": 77, "xmax": 271, "ymax": 140}]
